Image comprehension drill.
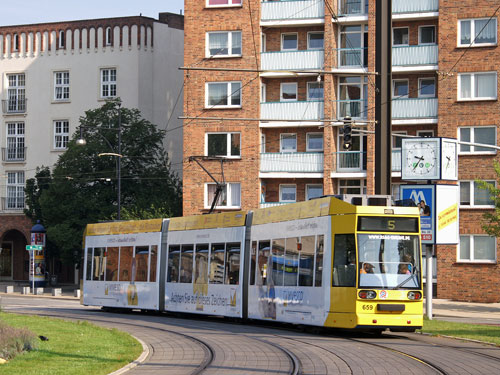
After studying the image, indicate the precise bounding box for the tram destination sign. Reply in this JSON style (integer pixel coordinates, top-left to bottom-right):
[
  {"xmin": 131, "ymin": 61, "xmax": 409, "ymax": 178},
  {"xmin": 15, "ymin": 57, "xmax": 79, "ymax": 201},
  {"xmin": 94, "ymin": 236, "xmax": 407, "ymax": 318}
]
[
  {"xmin": 26, "ymin": 245, "xmax": 43, "ymax": 251},
  {"xmin": 357, "ymin": 217, "xmax": 419, "ymax": 233}
]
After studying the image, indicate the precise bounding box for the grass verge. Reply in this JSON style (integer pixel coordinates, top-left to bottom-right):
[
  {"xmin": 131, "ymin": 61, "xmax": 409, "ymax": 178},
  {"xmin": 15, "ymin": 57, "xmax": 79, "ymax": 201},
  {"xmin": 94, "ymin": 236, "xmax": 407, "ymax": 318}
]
[
  {"xmin": 0, "ymin": 312, "xmax": 142, "ymax": 375},
  {"xmin": 419, "ymin": 317, "xmax": 500, "ymax": 346}
]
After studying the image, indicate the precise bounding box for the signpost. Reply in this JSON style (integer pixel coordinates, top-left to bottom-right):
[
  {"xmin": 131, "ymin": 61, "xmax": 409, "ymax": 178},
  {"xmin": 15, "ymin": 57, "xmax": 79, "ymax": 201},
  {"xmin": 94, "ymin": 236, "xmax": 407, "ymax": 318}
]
[{"xmin": 25, "ymin": 245, "xmax": 42, "ymax": 293}]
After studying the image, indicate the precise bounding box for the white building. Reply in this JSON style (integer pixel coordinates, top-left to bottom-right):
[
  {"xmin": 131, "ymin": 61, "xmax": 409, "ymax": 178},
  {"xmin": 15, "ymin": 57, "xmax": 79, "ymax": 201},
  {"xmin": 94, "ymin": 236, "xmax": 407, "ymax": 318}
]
[{"xmin": 0, "ymin": 13, "xmax": 183, "ymax": 284}]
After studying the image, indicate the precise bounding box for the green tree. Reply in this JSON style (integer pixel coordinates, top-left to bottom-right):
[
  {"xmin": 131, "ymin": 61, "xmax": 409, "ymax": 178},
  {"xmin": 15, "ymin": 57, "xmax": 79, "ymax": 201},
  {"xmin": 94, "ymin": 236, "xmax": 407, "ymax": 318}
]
[
  {"xmin": 476, "ymin": 160, "xmax": 500, "ymax": 237},
  {"xmin": 25, "ymin": 99, "xmax": 182, "ymax": 264}
]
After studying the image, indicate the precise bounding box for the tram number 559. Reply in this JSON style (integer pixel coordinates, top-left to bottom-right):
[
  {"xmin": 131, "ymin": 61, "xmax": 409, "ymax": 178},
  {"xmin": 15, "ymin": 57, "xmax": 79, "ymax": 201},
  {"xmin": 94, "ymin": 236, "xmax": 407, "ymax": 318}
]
[{"xmin": 362, "ymin": 304, "xmax": 374, "ymax": 311}]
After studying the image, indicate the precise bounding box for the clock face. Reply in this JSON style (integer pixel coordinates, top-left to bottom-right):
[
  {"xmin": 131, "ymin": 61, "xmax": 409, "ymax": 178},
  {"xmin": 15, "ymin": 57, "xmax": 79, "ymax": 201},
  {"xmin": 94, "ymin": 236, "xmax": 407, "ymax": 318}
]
[
  {"xmin": 441, "ymin": 139, "xmax": 458, "ymax": 180},
  {"xmin": 401, "ymin": 139, "xmax": 440, "ymax": 180}
]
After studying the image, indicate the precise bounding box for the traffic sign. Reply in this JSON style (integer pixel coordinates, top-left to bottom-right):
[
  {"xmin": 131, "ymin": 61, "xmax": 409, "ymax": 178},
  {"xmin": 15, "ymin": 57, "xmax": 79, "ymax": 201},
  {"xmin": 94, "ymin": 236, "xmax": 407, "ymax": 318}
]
[{"xmin": 26, "ymin": 245, "xmax": 43, "ymax": 251}]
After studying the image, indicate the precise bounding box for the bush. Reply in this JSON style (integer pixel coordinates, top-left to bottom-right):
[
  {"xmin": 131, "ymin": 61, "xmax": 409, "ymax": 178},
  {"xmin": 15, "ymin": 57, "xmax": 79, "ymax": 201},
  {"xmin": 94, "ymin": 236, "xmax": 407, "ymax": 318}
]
[{"xmin": 0, "ymin": 320, "xmax": 38, "ymax": 360}]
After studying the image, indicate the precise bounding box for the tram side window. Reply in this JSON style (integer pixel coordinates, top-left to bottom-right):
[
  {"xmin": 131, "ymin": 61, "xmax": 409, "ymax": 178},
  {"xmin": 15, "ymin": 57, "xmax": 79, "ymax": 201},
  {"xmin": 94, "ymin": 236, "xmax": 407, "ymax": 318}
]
[
  {"xmin": 119, "ymin": 246, "xmax": 133, "ymax": 281},
  {"xmin": 332, "ymin": 234, "xmax": 356, "ymax": 287},
  {"xmin": 225, "ymin": 243, "xmax": 240, "ymax": 285},
  {"xmin": 299, "ymin": 236, "xmax": 315, "ymax": 286},
  {"xmin": 257, "ymin": 240, "xmax": 270, "ymax": 286},
  {"xmin": 150, "ymin": 245, "xmax": 158, "ymax": 282},
  {"xmin": 271, "ymin": 238, "xmax": 285, "ymax": 286},
  {"xmin": 284, "ymin": 237, "xmax": 299, "ymax": 286},
  {"xmin": 135, "ymin": 246, "xmax": 149, "ymax": 282},
  {"xmin": 315, "ymin": 235, "xmax": 324, "ymax": 287},
  {"xmin": 250, "ymin": 241, "xmax": 257, "ymax": 285},
  {"xmin": 180, "ymin": 244, "xmax": 194, "ymax": 283},
  {"xmin": 195, "ymin": 244, "xmax": 209, "ymax": 284},
  {"xmin": 168, "ymin": 245, "xmax": 180, "ymax": 282},
  {"xmin": 210, "ymin": 244, "xmax": 225, "ymax": 284},
  {"xmin": 105, "ymin": 247, "xmax": 119, "ymax": 281},
  {"xmin": 86, "ymin": 248, "xmax": 93, "ymax": 281},
  {"xmin": 93, "ymin": 247, "xmax": 105, "ymax": 281}
]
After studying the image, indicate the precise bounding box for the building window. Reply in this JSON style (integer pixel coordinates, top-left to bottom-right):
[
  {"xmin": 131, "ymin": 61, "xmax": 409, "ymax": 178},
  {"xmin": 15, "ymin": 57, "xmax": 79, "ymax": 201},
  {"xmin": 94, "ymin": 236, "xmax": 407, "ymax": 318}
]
[
  {"xmin": 306, "ymin": 184, "xmax": 323, "ymax": 200},
  {"xmin": 6, "ymin": 171, "xmax": 25, "ymax": 210},
  {"xmin": 306, "ymin": 133, "xmax": 323, "ymax": 152},
  {"xmin": 281, "ymin": 33, "xmax": 298, "ymax": 51},
  {"xmin": 207, "ymin": 31, "xmax": 242, "ymax": 57},
  {"xmin": 393, "ymin": 27, "xmax": 409, "ymax": 46},
  {"xmin": 392, "ymin": 131, "xmax": 407, "ymax": 149},
  {"xmin": 205, "ymin": 182, "xmax": 241, "ymax": 209},
  {"xmin": 13, "ymin": 34, "xmax": 19, "ymax": 52},
  {"xmin": 338, "ymin": 76, "xmax": 368, "ymax": 118},
  {"xmin": 338, "ymin": 179, "xmax": 367, "ymax": 195},
  {"xmin": 307, "ymin": 32, "xmax": 324, "ymax": 49},
  {"xmin": 419, "ymin": 78, "xmax": 436, "ymax": 98},
  {"xmin": 459, "ymin": 235, "xmax": 496, "ymax": 262},
  {"xmin": 206, "ymin": 133, "xmax": 241, "ymax": 157},
  {"xmin": 206, "ymin": 81, "xmax": 242, "ymax": 108},
  {"xmin": 307, "ymin": 82, "xmax": 324, "ymax": 100},
  {"xmin": 393, "ymin": 79, "xmax": 409, "ymax": 98},
  {"xmin": 280, "ymin": 133, "xmax": 297, "ymax": 152},
  {"xmin": 458, "ymin": 126, "xmax": 496, "ymax": 154},
  {"xmin": 280, "ymin": 184, "xmax": 296, "ymax": 203},
  {"xmin": 54, "ymin": 71, "xmax": 70, "ymax": 101},
  {"xmin": 280, "ymin": 82, "xmax": 297, "ymax": 101},
  {"xmin": 7, "ymin": 73, "xmax": 26, "ymax": 113},
  {"xmin": 101, "ymin": 68, "xmax": 117, "ymax": 98},
  {"xmin": 417, "ymin": 130, "xmax": 434, "ymax": 137},
  {"xmin": 6, "ymin": 122, "xmax": 25, "ymax": 161},
  {"xmin": 54, "ymin": 120, "xmax": 69, "ymax": 150},
  {"xmin": 59, "ymin": 31, "xmax": 65, "ymax": 49},
  {"xmin": 261, "ymin": 133, "xmax": 266, "ymax": 153},
  {"xmin": 106, "ymin": 27, "xmax": 112, "ymax": 46},
  {"xmin": 459, "ymin": 180, "xmax": 495, "ymax": 207},
  {"xmin": 339, "ymin": 25, "xmax": 368, "ymax": 67},
  {"xmin": 419, "ymin": 25, "xmax": 436, "ymax": 44},
  {"xmin": 458, "ymin": 72, "xmax": 497, "ymax": 100},
  {"xmin": 207, "ymin": 0, "xmax": 242, "ymax": 7},
  {"xmin": 459, "ymin": 18, "xmax": 497, "ymax": 47},
  {"xmin": 337, "ymin": 134, "xmax": 367, "ymax": 170}
]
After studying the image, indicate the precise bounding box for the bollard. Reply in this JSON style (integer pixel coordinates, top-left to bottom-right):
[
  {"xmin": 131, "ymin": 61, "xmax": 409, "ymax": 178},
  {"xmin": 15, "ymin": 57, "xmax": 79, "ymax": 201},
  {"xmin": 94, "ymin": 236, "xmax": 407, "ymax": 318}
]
[
  {"xmin": 22, "ymin": 287, "xmax": 30, "ymax": 294},
  {"xmin": 35, "ymin": 288, "xmax": 44, "ymax": 295},
  {"xmin": 74, "ymin": 289, "xmax": 81, "ymax": 298},
  {"xmin": 52, "ymin": 288, "xmax": 62, "ymax": 296},
  {"xmin": 3, "ymin": 286, "xmax": 14, "ymax": 294}
]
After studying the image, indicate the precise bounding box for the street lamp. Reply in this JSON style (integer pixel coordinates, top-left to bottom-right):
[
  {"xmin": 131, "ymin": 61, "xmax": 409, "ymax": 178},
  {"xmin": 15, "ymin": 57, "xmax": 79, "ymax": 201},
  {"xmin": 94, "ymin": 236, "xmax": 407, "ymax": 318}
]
[{"xmin": 77, "ymin": 102, "xmax": 122, "ymax": 220}]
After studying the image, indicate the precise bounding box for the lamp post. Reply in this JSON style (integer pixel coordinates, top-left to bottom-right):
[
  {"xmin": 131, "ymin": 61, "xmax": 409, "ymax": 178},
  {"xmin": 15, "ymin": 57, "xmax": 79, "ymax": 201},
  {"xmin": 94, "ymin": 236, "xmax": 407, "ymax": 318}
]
[{"xmin": 77, "ymin": 102, "xmax": 122, "ymax": 220}]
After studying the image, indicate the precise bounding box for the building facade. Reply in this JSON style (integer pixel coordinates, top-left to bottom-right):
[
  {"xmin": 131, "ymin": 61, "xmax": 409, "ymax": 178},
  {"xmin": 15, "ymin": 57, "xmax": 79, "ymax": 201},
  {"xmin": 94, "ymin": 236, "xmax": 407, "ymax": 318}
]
[
  {"xmin": 183, "ymin": 0, "xmax": 500, "ymax": 302},
  {"xmin": 0, "ymin": 13, "xmax": 184, "ymax": 284}
]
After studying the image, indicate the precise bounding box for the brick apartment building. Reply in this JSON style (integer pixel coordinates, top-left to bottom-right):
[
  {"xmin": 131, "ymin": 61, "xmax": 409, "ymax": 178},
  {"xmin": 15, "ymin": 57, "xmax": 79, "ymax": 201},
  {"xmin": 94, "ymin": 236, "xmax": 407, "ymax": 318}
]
[
  {"xmin": 183, "ymin": 0, "xmax": 499, "ymax": 302},
  {"xmin": 0, "ymin": 13, "xmax": 183, "ymax": 285}
]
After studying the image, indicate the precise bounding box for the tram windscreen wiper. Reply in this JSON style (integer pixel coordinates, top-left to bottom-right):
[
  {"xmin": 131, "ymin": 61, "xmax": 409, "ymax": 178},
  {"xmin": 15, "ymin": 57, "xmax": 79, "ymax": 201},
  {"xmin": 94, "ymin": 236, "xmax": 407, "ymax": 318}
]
[{"xmin": 393, "ymin": 266, "xmax": 419, "ymax": 289}]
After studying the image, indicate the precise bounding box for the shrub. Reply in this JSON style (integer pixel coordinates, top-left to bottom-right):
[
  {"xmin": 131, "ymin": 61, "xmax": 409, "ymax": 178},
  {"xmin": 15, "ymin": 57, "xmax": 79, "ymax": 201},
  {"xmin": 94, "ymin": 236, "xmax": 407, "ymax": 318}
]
[{"xmin": 0, "ymin": 320, "xmax": 39, "ymax": 360}]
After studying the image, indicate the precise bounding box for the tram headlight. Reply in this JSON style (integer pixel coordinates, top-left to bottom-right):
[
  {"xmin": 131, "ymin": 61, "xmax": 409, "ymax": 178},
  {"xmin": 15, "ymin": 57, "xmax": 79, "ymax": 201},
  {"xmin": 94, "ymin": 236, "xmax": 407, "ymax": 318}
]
[
  {"xmin": 358, "ymin": 290, "xmax": 377, "ymax": 299},
  {"xmin": 407, "ymin": 291, "xmax": 422, "ymax": 300}
]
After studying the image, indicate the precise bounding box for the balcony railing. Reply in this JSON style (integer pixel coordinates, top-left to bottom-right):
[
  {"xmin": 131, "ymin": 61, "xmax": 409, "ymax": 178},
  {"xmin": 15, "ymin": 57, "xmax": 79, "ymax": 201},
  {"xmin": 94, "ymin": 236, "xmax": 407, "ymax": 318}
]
[
  {"xmin": 392, "ymin": 149, "xmax": 402, "ymax": 172},
  {"xmin": 1, "ymin": 196, "xmax": 25, "ymax": 211},
  {"xmin": 261, "ymin": 0, "xmax": 325, "ymax": 21},
  {"xmin": 336, "ymin": 99, "xmax": 368, "ymax": 120},
  {"xmin": 336, "ymin": 48, "xmax": 367, "ymax": 67},
  {"xmin": 392, "ymin": 98, "xmax": 438, "ymax": 119},
  {"xmin": 260, "ymin": 152, "xmax": 324, "ymax": 173},
  {"xmin": 260, "ymin": 201, "xmax": 291, "ymax": 208},
  {"xmin": 2, "ymin": 98, "xmax": 27, "ymax": 114},
  {"xmin": 392, "ymin": 0, "xmax": 439, "ymax": 14},
  {"xmin": 393, "ymin": 45, "xmax": 438, "ymax": 66},
  {"xmin": 333, "ymin": 151, "xmax": 367, "ymax": 172},
  {"xmin": 261, "ymin": 50, "xmax": 324, "ymax": 71},
  {"xmin": 261, "ymin": 101, "xmax": 324, "ymax": 121},
  {"xmin": 338, "ymin": 0, "xmax": 368, "ymax": 15},
  {"xmin": 2, "ymin": 147, "xmax": 26, "ymax": 162}
]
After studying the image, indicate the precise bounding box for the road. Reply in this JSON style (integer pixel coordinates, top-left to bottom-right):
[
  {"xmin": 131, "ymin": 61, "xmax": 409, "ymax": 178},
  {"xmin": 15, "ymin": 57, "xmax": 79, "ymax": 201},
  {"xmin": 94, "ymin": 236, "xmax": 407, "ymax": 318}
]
[{"xmin": 2, "ymin": 295, "xmax": 500, "ymax": 374}]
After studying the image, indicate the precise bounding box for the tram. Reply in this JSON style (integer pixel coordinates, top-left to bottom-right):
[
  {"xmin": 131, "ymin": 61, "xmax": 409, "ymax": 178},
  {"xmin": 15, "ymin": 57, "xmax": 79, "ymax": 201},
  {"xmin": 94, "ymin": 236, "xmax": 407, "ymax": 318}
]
[{"xmin": 82, "ymin": 196, "xmax": 423, "ymax": 332}]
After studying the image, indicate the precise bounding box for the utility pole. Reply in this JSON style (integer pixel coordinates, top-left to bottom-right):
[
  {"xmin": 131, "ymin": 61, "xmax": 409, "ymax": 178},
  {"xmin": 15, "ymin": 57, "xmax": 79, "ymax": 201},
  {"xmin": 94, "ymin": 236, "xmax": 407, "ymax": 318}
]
[{"xmin": 375, "ymin": 0, "xmax": 392, "ymax": 195}]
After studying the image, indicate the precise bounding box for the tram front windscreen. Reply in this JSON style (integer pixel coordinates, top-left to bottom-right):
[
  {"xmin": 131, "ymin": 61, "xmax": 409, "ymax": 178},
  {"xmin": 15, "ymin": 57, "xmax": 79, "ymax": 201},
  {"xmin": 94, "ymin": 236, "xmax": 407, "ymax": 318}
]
[{"xmin": 357, "ymin": 234, "xmax": 421, "ymax": 289}]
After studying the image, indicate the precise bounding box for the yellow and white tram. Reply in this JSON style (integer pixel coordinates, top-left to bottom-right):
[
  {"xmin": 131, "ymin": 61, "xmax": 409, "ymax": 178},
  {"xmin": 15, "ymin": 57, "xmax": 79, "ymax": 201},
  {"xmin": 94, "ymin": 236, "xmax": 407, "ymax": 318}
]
[{"xmin": 82, "ymin": 196, "xmax": 423, "ymax": 332}]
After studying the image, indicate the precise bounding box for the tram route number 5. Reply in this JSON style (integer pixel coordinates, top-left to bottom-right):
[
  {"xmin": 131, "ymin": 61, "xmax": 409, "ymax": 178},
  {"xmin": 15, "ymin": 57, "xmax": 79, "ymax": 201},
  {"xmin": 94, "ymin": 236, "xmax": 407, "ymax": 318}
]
[{"xmin": 388, "ymin": 220, "xmax": 395, "ymax": 230}]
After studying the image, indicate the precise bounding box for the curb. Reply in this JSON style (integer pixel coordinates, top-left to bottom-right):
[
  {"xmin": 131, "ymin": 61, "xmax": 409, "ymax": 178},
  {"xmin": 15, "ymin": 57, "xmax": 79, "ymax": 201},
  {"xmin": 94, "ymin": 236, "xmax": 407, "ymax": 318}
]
[
  {"xmin": 108, "ymin": 336, "xmax": 150, "ymax": 375},
  {"xmin": 0, "ymin": 292, "xmax": 78, "ymax": 301}
]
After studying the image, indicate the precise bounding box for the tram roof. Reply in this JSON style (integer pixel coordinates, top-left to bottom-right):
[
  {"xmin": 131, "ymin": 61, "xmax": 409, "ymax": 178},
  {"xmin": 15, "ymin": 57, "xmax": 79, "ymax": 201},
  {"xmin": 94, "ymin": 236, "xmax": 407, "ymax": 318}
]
[
  {"xmin": 168, "ymin": 211, "xmax": 247, "ymax": 231},
  {"xmin": 86, "ymin": 218, "xmax": 163, "ymax": 236}
]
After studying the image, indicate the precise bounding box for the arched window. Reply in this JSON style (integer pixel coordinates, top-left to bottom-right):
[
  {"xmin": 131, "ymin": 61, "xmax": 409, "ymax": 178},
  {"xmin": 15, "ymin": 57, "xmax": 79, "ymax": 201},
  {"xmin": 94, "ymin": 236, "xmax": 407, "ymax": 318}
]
[
  {"xmin": 105, "ymin": 27, "xmax": 112, "ymax": 46},
  {"xmin": 13, "ymin": 34, "xmax": 19, "ymax": 51},
  {"xmin": 59, "ymin": 30, "xmax": 65, "ymax": 49}
]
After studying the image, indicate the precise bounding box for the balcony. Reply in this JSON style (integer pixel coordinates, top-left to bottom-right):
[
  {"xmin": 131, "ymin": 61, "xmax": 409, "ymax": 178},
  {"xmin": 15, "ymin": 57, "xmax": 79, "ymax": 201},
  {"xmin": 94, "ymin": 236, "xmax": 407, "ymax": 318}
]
[
  {"xmin": 1, "ymin": 196, "xmax": 25, "ymax": 211},
  {"xmin": 2, "ymin": 98, "xmax": 27, "ymax": 114},
  {"xmin": 261, "ymin": 0, "xmax": 325, "ymax": 26},
  {"xmin": 332, "ymin": 151, "xmax": 367, "ymax": 173},
  {"xmin": 393, "ymin": 45, "xmax": 438, "ymax": 70},
  {"xmin": 260, "ymin": 152, "xmax": 324, "ymax": 173},
  {"xmin": 393, "ymin": 0, "xmax": 439, "ymax": 14},
  {"xmin": 2, "ymin": 147, "xmax": 26, "ymax": 162},
  {"xmin": 336, "ymin": 99, "xmax": 368, "ymax": 120},
  {"xmin": 392, "ymin": 149, "xmax": 402, "ymax": 172},
  {"xmin": 260, "ymin": 101, "xmax": 324, "ymax": 122},
  {"xmin": 261, "ymin": 50, "xmax": 324, "ymax": 73},
  {"xmin": 338, "ymin": 0, "xmax": 368, "ymax": 16},
  {"xmin": 259, "ymin": 201, "xmax": 291, "ymax": 208},
  {"xmin": 392, "ymin": 98, "xmax": 438, "ymax": 120}
]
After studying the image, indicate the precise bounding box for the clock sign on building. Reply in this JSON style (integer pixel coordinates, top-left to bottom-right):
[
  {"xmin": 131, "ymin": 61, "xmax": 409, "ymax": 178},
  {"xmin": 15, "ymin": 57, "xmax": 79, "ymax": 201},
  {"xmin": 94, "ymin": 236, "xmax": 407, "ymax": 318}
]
[{"xmin": 401, "ymin": 138, "xmax": 458, "ymax": 181}]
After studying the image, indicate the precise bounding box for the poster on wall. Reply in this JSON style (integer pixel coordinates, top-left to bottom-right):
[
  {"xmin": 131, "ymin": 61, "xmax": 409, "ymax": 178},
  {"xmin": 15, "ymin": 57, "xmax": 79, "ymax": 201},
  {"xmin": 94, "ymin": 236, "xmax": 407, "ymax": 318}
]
[{"xmin": 400, "ymin": 185, "xmax": 435, "ymax": 244}]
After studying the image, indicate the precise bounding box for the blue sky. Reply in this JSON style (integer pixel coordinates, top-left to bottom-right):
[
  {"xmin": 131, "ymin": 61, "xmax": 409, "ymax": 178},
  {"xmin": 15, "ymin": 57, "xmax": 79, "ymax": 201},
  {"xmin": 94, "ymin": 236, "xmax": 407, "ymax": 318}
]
[{"xmin": 0, "ymin": 0, "xmax": 185, "ymax": 26}]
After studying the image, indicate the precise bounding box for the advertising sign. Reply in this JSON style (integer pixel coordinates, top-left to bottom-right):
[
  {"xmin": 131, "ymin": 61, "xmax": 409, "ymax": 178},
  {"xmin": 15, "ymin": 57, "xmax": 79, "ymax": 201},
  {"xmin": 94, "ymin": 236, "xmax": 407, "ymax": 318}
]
[{"xmin": 401, "ymin": 185, "xmax": 435, "ymax": 244}]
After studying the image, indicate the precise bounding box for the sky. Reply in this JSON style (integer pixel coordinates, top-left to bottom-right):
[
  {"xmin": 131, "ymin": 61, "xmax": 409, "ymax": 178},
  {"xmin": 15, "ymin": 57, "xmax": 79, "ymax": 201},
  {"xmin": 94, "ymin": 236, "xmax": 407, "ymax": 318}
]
[{"xmin": 0, "ymin": 0, "xmax": 185, "ymax": 27}]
